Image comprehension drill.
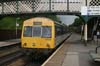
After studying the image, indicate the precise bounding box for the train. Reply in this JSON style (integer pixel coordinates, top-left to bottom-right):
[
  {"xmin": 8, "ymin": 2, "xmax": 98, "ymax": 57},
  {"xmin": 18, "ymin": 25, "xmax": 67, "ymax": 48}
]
[{"xmin": 21, "ymin": 17, "xmax": 69, "ymax": 55}]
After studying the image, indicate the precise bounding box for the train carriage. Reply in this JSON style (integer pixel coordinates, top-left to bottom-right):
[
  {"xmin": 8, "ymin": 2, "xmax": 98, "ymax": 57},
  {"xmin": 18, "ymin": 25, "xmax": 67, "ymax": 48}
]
[{"xmin": 21, "ymin": 17, "xmax": 68, "ymax": 54}]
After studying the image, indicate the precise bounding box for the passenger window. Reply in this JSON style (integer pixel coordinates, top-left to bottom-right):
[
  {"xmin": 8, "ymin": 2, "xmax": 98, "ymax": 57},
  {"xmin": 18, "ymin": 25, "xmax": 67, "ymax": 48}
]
[
  {"xmin": 24, "ymin": 26, "xmax": 32, "ymax": 37},
  {"xmin": 55, "ymin": 25, "xmax": 62, "ymax": 36}
]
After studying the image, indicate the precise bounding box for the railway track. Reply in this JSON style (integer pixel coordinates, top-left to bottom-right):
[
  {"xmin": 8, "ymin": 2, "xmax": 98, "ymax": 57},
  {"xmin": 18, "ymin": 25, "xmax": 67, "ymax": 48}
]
[
  {"xmin": 0, "ymin": 46, "xmax": 20, "ymax": 57},
  {"xmin": 0, "ymin": 51, "xmax": 23, "ymax": 66},
  {"xmin": 0, "ymin": 43, "xmax": 24, "ymax": 66},
  {"xmin": 0, "ymin": 34, "xmax": 71, "ymax": 66},
  {"xmin": 0, "ymin": 44, "xmax": 64, "ymax": 66}
]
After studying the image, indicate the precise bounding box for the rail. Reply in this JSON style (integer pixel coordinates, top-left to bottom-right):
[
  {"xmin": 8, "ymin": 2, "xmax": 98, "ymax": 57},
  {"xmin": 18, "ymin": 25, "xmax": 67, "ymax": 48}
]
[{"xmin": 0, "ymin": 51, "xmax": 23, "ymax": 65}]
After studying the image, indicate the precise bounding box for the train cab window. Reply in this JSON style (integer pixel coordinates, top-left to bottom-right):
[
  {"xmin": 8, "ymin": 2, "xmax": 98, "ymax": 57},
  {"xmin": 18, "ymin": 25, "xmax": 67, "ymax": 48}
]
[
  {"xmin": 42, "ymin": 26, "xmax": 51, "ymax": 38},
  {"xmin": 24, "ymin": 26, "xmax": 32, "ymax": 37},
  {"xmin": 33, "ymin": 26, "xmax": 41, "ymax": 37}
]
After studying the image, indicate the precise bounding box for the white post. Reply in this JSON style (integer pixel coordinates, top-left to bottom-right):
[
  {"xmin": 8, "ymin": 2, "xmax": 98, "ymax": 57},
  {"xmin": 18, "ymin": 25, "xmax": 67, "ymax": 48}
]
[
  {"xmin": 16, "ymin": 17, "xmax": 20, "ymax": 39},
  {"xmin": 81, "ymin": 25, "xmax": 84, "ymax": 40},
  {"xmin": 84, "ymin": 23, "xmax": 87, "ymax": 42}
]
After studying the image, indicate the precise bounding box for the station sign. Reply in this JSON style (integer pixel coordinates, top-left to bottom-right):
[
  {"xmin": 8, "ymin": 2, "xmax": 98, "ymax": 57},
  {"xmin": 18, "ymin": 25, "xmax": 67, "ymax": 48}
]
[{"xmin": 81, "ymin": 6, "xmax": 100, "ymax": 15}]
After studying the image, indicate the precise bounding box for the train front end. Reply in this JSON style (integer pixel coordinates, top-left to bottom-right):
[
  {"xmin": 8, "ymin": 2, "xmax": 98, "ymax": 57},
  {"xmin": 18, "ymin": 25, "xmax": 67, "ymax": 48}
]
[{"xmin": 21, "ymin": 18, "xmax": 55, "ymax": 49}]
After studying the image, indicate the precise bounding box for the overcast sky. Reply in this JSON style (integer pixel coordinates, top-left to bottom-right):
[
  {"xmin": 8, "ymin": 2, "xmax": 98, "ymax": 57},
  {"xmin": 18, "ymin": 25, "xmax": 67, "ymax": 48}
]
[{"xmin": 57, "ymin": 15, "xmax": 77, "ymax": 25}]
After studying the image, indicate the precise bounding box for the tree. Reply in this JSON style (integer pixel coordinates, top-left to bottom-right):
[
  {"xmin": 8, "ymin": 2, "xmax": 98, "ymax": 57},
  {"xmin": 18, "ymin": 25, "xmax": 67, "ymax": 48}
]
[
  {"xmin": 68, "ymin": 17, "xmax": 83, "ymax": 33},
  {"xmin": 0, "ymin": 17, "xmax": 24, "ymax": 30},
  {"xmin": 0, "ymin": 15, "xmax": 60, "ymax": 30},
  {"xmin": 72, "ymin": 18, "xmax": 83, "ymax": 26}
]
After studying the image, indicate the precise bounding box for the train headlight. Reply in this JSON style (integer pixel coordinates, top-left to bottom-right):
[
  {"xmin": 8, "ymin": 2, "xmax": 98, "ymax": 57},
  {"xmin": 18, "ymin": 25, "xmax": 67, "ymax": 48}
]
[
  {"xmin": 46, "ymin": 43, "xmax": 50, "ymax": 48},
  {"xmin": 23, "ymin": 43, "xmax": 27, "ymax": 47}
]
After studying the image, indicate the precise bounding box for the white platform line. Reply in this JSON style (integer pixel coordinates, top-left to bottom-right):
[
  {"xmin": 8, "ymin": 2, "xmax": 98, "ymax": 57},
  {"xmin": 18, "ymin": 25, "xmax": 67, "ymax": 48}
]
[{"xmin": 41, "ymin": 43, "xmax": 64, "ymax": 66}]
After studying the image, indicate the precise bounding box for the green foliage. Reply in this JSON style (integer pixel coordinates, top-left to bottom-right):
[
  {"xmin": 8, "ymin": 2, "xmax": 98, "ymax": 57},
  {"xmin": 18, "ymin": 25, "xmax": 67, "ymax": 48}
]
[
  {"xmin": 68, "ymin": 17, "xmax": 83, "ymax": 33},
  {"xmin": 72, "ymin": 18, "xmax": 83, "ymax": 26},
  {"xmin": 0, "ymin": 15, "xmax": 60, "ymax": 30},
  {"xmin": 0, "ymin": 17, "xmax": 15, "ymax": 29},
  {"xmin": 0, "ymin": 17, "xmax": 24, "ymax": 30}
]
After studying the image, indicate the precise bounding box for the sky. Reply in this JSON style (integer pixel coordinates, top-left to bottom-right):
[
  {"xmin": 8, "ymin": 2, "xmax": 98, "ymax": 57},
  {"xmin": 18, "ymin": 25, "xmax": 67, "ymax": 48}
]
[{"xmin": 57, "ymin": 15, "xmax": 77, "ymax": 25}]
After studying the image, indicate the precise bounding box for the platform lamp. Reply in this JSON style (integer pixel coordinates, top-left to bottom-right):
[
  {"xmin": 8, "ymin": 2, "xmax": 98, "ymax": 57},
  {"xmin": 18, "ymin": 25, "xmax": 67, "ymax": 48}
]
[{"xmin": 16, "ymin": 17, "xmax": 20, "ymax": 39}]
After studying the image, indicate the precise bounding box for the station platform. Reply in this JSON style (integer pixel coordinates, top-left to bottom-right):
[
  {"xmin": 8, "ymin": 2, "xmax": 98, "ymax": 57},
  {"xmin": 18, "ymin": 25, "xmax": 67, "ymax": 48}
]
[
  {"xmin": 42, "ymin": 33, "xmax": 100, "ymax": 66},
  {"xmin": 0, "ymin": 39, "xmax": 20, "ymax": 47}
]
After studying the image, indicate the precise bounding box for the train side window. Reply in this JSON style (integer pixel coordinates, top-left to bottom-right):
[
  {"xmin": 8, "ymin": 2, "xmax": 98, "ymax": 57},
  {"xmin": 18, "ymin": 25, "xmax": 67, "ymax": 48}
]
[
  {"xmin": 55, "ymin": 25, "xmax": 62, "ymax": 37},
  {"xmin": 24, "ymin": 26, "xmax": 32, "ymax": 37},
  {"xmin": 42, "ymin": 26, "xmax": 51, "ymax": 38}
]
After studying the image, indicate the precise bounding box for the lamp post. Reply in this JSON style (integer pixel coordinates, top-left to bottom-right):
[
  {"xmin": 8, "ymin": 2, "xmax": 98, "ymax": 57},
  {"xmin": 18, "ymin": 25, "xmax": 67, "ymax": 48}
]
[{"xmin": 16, "ymin": 17, "xmax": 20, "ymax": 39}]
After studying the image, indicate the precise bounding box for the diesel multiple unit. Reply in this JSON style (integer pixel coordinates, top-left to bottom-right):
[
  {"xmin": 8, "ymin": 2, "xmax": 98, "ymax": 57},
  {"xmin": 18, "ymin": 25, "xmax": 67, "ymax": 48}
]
[{"xmin": 21, "ymin": 17, "xmax": 68, "ymax": 54}]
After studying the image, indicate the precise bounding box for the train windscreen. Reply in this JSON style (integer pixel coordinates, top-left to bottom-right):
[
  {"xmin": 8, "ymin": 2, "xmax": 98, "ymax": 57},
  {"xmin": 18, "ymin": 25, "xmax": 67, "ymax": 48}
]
[
  {"xmin": 24, "ymin": 26, "xmax": 32, "ymax": 37},
  {"xmin": 33, "ymin": 26, "xmax": 41, "ymax": 37},
  {"xmin": 42, "ymin": 26, "xmax": 51, "ymax": 38},
  {"xmin": 23, "ymin": 26, "xmax": 51, "ymax": 38}
]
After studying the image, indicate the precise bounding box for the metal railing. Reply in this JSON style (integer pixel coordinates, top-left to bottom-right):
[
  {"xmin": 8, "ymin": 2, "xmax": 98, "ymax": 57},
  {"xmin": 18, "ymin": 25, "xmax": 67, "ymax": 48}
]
[{"xmin": 0, "ymin": 0, "xmax": 99, "ymax": 15}]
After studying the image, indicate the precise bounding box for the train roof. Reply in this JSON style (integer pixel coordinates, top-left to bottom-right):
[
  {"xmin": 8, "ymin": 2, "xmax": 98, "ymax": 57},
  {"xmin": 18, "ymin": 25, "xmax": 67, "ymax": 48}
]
[
  {"xmin": 24, "ymin": 17, "xmax": 66, "ymax": 26},
  {"xmin": 24, "ymin": 17, "xmax": 51, "ymax": 23}
]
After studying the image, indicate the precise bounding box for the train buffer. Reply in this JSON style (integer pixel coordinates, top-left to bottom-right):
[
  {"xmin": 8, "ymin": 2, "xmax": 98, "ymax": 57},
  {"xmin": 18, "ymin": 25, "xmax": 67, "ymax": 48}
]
[{"xmin": 0, "ymin": 39, "xmax": 20, "ymax": 47}]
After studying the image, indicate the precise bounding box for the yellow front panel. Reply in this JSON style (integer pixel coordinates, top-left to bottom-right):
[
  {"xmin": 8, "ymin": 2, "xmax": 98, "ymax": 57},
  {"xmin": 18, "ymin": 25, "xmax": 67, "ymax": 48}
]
[
  {"xmin": 21, "ymin": 17, "xmax": 55, "ymax": 49},
  {"xmin": 22, "ymin": 37, "xmax": 54, "ymax": 48}
]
